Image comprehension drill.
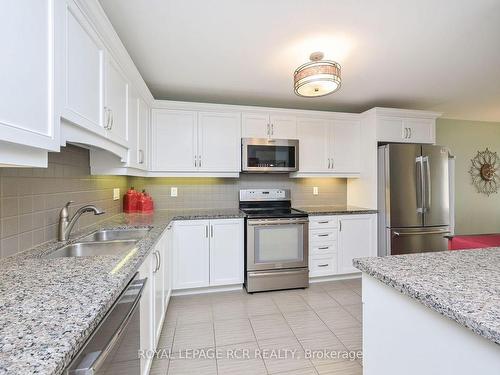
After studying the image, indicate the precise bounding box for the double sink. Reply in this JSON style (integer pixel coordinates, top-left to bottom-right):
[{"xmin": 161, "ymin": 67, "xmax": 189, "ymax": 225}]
[{"xmin": 46, "ymin": 228, "xmax": 151, "ymax": 258}]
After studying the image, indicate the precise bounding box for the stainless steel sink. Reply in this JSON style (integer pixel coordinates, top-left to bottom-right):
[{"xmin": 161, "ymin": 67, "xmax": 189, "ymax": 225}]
[
  {"xmin": 81, "ymin": 228, "xmax": 151, "ymax": 242},
  {"xmin": 46, "ymin": 240, "xmax": 138, "ymax": 258}
]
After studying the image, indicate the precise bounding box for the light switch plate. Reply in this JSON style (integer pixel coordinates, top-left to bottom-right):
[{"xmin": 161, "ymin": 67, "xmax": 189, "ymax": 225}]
[
  {"xmin": 113, "ymin": 188, "xmax": 120, "ymax": 200},
  {"xmin": 171, "ymin": 187, "xmax": 178, "ymax": 197},
  {"xmin": 313, "ymin": 187, "xmax": 319, "ymax": 195}
]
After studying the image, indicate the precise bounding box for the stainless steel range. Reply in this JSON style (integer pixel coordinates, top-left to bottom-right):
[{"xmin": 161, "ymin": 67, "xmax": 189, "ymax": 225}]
[{"xmin": 239, "ymin": 189, "xmax": 309, "ymax": 293}]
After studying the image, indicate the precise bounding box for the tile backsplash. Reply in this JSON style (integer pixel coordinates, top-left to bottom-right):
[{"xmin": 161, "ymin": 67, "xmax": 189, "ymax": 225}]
[
  {"xmin": 130, "ymin": 174, "xmax": 347, "ymax": 210},
  {"xmin": 0, "ymin": 145, "xmax": 127, "ymax": 257},
  {"xmin": 1, "ymin": 145, "xmax": 347, "ymax": 257}
]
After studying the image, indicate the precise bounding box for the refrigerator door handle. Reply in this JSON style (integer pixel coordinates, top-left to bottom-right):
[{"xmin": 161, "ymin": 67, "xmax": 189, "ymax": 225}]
[
  {"xmin": 423, "ymin": 156, "xmax": 431, "ymax": 210},
  {"xmin": 415, "ymin": 156, "xmax": 425, "ymax": 213},
  {"xmin": 393, "ymin": 230, "xmax": 450, "ymax": 237}
]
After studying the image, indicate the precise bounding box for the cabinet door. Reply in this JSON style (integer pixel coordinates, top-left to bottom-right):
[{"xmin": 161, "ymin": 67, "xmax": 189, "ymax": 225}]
[
  {"xmin": 151, "ymin": 109, "xmax": 197, "ymax": 171},
  {"xmin": 173, "ymin": 220, "xmax": 210, "ymax": 289},
  {"xmin": 0, "ymin": 0, "xmax": 57, "ymax": 150},
  {"xmin": 105, "ymin": 54, "xmax": 128, "ymax": 146},
  {"xmin": 127, "ymin": 89, "xmax": 139, "ymax": 167},
  {"xmin": 404, "ymin": 118, "xmax": 435, "ymax": 144},
  {"xmin": 163, "ymin": 225, "xmax": 173, "ymax": 307},
  {"xmin": 61, "ymin": 0, "xmax": 105, "ymax": 136},
  {"xmin": 139, "ymin": 253, "xmax": 154, "ymax": 375},
  {"xmin": 137, "ymin": 97, "xmax": 149, "ymax": 169},
  {"xmin": 270, "ymin": 114, "xmax": 297, "ymax": 139},
  {"xmin": 198, "ymin": 112, "xmax": 241, "ymax": 172},
  {"xmin": 242, "ymin": 112, "xmax": 270, "ymax": 138},
  {"xmin": 331, "ymin": 119, "xmax": 361, "ymax": 173},
  {"xmin": 377, "ymin": 117, "xmax": 404, "ymax": 142},
  {"xmin": 338, "ymin": 214, "xmax": 377, "ymax": 274},
  {"xmin": 209, "ymin": 219, "xmax": 244, "ymax": 286},
  {"xmin": 296, "ymin": 118, "xmax": 330, "ymax": 172},
  {"xmin": 153, "ymin": 239, "xmax": 165, "ymax": 343}
]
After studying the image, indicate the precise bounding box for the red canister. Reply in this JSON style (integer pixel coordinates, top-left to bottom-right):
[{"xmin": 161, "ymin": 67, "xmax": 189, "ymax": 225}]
[
  {"xmin": 123, "ymin": 187, "xmax": 139, "ymax": 213},
  {"xmin": 137, "ymin": 190, "xmax": 154, "ymax": 214}
]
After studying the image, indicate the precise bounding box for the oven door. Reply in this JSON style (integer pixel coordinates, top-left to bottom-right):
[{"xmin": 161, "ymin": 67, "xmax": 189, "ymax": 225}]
[
  {"xmin": 242, "ymin": 138, "xmax": 299, "ymax": 172},
  {"xmin": 246, "ymin": 217, "xmax": 308, "ymax": 271}
]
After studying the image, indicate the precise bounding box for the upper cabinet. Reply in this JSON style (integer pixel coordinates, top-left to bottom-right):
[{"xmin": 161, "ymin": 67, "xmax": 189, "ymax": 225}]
[
  {"xmin": 242, "ymin": 112, "xmax": 297, "ymax": 139},
  {"xmin": 151, "ymin": 109, "xmax": 240, "ymax": 176},
  {"xmin": 0, "ymin": 0, "xmax": 59, "ymax": 166},
  {"xmin": 375, "ymin": 108, "xmax": 438, "ymax": 144},
  {"xmin": 104, "ymin": 54, "xmax": 129, "ymax": 146},
  {"xmin": 293, "ymin": 117, "xmax": 360, "ymax": 177},
  {"xmin": 61, "ymin": 0, "xmax": 106, "ymax": 136}
]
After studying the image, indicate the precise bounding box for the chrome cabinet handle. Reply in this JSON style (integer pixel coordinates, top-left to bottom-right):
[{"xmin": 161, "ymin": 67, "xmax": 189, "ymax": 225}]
[
  {"xmin": 210, "ymin": 225, "xmax": 214, "ymax": 238},
  {"xmin": 271, "ymin": 123, "xmax": 274, "ymax": 136},
  {"xmin": 205, "ymin": 225, "xmax": 208, "ymax": 238},
  {"xmin": 339, "ymin": 220, "xmax": 342, "ymax": 231},
  {"xmin": 317, "ymin": 234, "xmax": 329, "ymax": 237},
  {"xmin": 104, "ymin": 107, "xmax": 110, "ymax": 130},
  {"xmin": 331, "ymin": 159, "xmax": 334, "ymax": 169},
  {"xmin": 153, "ymin": 251, "xmax": 159, "ymax": 273},
  {"xmin": 266, "ymin": 123, "xmax": 270, "ymax": 136},
  {"xmin": 138, "ymin": 149, "xmax": 144, "ymax": 164},
  {"xmin": 194, "ymin": 155, "xmax": 197, "ymax": 168},
  {"xmin": 199, "ymin": 155, "xmax": 202, "ymax": 168},
  {"xmin": 157, "ymin": 251, "xmax": 161, "ymax": 272},
  {"xmin": 318, "ymin": 264, "xmax": 329, "ymax": 267},
  {"xmin": 318, "ymin": 246, "xmax": 329, "ymax": 250},
  {"xmin": 328, "ymin": 158, "xmax": 331, "ymax": 169},
  {"xmin": 408, "ymin": 127, "xmax": 412, "ymax": 139},
  {"xmin": 317, "ymin": 221, "xmax": 329, "ymax": 224}
]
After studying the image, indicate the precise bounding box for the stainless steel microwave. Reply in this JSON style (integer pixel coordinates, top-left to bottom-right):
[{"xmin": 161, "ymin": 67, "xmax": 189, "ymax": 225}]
[{"xmin": 242, "ymin": 138, "xmax": 299, "ymax": 173}]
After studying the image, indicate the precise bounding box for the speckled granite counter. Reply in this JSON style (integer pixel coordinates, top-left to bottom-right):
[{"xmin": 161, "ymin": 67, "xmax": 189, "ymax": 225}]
[
  {"xmin": 297, "ymin": 205, "xmax": 377, "ymax": 215},
  {"xmin": 0, "ymin": 209, "xmax": 244, "ymax": 375},
  {"xmin": 354, "ymin": 248, "xmax": 500, "ymax": 345}
]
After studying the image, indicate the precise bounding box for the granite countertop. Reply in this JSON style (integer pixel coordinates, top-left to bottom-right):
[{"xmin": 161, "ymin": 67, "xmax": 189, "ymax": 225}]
[
  {"xmin": 354, "ymin": 249, "xmax": 500, "ymax": 345},
  {"xmin": 297, "ymin": 205, "xmax": 377, "ymax": 215},
  {"xmin": 0, "ymin": 209, "xmax": 244, "ymax": 375}
]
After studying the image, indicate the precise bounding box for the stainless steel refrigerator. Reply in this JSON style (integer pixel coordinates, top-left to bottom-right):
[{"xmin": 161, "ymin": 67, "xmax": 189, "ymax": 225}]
[{"xmin": 378, "ymin": 144, "xmax": 453, "ymax": 256}]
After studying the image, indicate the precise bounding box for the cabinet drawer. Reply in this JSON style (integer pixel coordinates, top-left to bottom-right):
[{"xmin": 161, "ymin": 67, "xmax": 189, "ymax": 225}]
[
  {"xmin": 310, "ymin": 256, "xmax": 337, "ymax": 276},
  {"xmin": 309, "ymin": 216, "xmax": 339, "ymax": 229},
  {"xmin": 310, "ymin": 242, "xmax": 337, "ymax": 257},
  {"xmin": 310, "ymin": 229, "xmax": 337, "ymax": 243}
]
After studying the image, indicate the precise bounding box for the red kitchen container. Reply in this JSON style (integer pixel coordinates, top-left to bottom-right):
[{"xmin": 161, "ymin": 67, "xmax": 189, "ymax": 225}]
[
  {"xmin": 137, "ymin": 190, "xmax": 154, "ymax": 214},
  {"xmin": 123, "ymin": 187, "xmax": 139, "ymax": 213}
]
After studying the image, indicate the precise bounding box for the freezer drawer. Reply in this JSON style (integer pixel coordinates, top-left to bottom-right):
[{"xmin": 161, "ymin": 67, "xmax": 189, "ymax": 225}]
[{"xmin": 389, "ymin": 227, "xmax": 450, "ymax": 255}]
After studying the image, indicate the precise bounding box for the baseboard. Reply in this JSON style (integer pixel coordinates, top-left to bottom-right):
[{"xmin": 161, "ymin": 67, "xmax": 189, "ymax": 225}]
[
  {"xmin": 172, "ymin": 284, "xmax": 243, "ymax": 296},
  {"xmin": 309, "ymin": 272, "xmax": 361, "ymax": 283}
]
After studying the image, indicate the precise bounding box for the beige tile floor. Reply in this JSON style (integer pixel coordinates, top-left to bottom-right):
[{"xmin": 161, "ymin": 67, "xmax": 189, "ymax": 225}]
[{"xmin": 150, "ymin": 278, "xmax": 363, "ymax": 375}]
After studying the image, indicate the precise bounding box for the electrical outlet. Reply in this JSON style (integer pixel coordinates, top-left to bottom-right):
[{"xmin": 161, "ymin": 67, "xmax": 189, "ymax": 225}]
[
  {"xmin": 113, "ymin": 188, "xmax": 120, "ymax": 200},
  {"xmin": 170, "ymin": 187, "xmax": 178, "ymax": 197},
  {"xmin": 313, "ymin": 187, "xmax": 319, "ymax": 195}
]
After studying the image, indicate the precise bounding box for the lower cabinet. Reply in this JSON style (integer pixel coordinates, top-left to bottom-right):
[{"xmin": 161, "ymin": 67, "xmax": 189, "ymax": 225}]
[
  {"xmin": 139, "ymin": 227, "xmax": 172, "ymax": 375},
  {"xmin": 173, "ymin": 219, "xmax": 244, "ymax": 290},
  {"xmin": 309, "ymin": 214, "xmax": 377, "ymax": 277}
]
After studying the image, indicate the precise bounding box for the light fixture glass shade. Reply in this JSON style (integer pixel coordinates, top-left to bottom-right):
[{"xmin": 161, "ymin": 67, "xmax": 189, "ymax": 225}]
[{"xmin": 294, "ymin": 60, "xmax": 341, "ymax": 97}]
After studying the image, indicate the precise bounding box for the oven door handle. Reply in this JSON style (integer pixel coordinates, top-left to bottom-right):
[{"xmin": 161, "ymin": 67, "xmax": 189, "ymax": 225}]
[
  {"xmin": 68, "ymin": 275, "xmax": 146, "ymax": 375},
  {"xmin": 247, "ymin": 219, "xmax": 309, "ymax": 226}
]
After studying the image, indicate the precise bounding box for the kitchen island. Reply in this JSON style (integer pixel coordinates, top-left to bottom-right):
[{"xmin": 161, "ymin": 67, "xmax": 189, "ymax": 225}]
[{"xmin": 354, "ymin": 248, "xmax": 500, "ymax": 375}]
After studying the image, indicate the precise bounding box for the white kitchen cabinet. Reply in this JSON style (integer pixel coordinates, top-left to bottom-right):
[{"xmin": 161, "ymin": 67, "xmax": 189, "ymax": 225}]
[
  {"xmin": 151, "ymin": 109, "xmax": 198, "ymax": 171},
  {"xmin": 198, "ymin": 112, "xmax": 241, "ymax": 172},
  {"xmin": 294, "ymin": 117, "xmax": 360, "ymax": 176},
  {"xmin": 173, "ymin": 219, "xmax": 244, "ymax": 290},
  {"xmin": 104, "ymin": 54, "xmax": 129, "ymax": 146},
  {"xmin": 153, "ymin": 239, "xmax": 165, "ymax": 343},
  {"xmin": 152, "ymin": 109, "xmax": 240, "ymax": 174},
  {"xmin": 337, "ymin": 214, "xmax": 377, "ymax": 274},
  {"xmin": 377, "ymin": 115, "xmax": 435, "ymax": 144},
  {"xmin": 209, "ymin": 219, "xmax": 244, "ymax": 286},
  {"xmin": 331, "ymin": 119, "xmax": 361, "ymax": 173},
  {"xmin": 173, "ymin": 220, "xmax": 210, "ymax": 289},
  {"xmin": 61, "ymin": 0, "xmax": 106, "ymax": 136},
  {"xmin": 242, "ymin": 112, "xmax": 297, "ymax": 139},
  {"xmin": 139, "ymin": 251, "xmax": 155, "ymax": 375},
  {"xmin": 296, "ymin": 118, "xmax": 330, "ymax": 172},
  {"xmin": 309, "ymin": 216, "xmax": 339, "ymax": 277},
  {"xmin": 127, "ymin": 89, "xmax": 139, "ymax": 167},
  {"xmin": 137, "ymin": 97, "xmax": 150, "ymax": 169},
  {"xmin": 0, "ymin": 0, "xmax": 58, "ymax": 154}
]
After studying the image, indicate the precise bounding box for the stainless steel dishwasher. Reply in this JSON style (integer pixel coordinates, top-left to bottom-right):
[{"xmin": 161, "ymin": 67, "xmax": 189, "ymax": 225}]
[{"xmin": 65, "ymin": 273, "xmax": 146, "ymax": 375}]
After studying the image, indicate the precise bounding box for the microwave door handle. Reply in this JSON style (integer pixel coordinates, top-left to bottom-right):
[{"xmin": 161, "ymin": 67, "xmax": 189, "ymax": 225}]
[{"xmin": 68, "ymin": 277, "xmax": 146, "ymax": 375}]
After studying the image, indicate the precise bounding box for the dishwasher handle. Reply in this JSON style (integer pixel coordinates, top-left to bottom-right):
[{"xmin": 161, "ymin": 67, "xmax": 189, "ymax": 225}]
[{"xmin": 68, "ymin": 275, "xmax": 146, "ymax": 375}]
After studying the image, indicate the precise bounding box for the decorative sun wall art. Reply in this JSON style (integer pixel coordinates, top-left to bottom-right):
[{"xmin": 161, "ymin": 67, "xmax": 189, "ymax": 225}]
[{"xmin": 469, "ymin": 148, "xmax": 499, "ymax": 196}]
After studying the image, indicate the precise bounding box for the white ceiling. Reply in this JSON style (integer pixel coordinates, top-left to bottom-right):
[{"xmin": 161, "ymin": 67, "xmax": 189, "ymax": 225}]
[{"xmin": 100, "ymin": 0, "xmax": 500, "ymax": 121}]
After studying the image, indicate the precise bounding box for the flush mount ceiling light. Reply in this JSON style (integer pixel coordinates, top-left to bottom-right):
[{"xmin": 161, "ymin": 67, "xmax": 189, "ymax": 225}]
[{"xmin": 293, "ymin": 52, "xmax": 341, "ymax": 97}]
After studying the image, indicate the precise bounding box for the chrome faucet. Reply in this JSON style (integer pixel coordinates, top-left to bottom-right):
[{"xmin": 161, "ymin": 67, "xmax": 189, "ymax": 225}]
[{"xmin": 58, "ymin": 201, "xmax": 105, "ymax": 241}]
